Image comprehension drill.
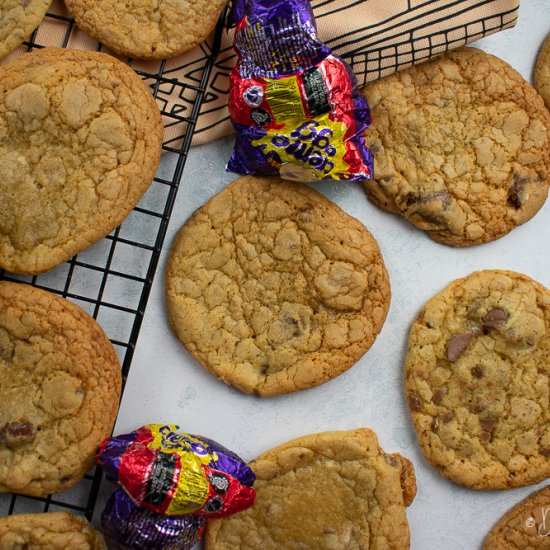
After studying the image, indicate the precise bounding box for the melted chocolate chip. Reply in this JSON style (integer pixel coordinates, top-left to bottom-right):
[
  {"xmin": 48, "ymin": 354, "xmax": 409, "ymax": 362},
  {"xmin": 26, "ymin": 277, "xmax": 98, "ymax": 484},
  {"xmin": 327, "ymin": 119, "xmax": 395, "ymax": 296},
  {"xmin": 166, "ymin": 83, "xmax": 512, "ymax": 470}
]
[
  {"xmin": 369, "ymin": 143, "xmax": 381, "ymax": 154},
  {"xmin": 479, "ymin": 417, "xmax": 496, "ymax": 433},
  {"xmin": 442, "ymin": 411, "xmax": 454, "ymax": 423},
  {"xmin": 408, "ymin": 393, "xmax": 423, "ymax": 412},
  {"xmin": 480, "ymin": 431, "xmax": 491, "ymax": 443},
  {"xmin": 405, "ymin": 195, "xmax": 418, "ymax": 206},
  {"xmin": 432, "ymin": 387, "xmax": 446, "ymax": 404},
  {"xmin": 383, "ymin": 454, "xmax": 399, "ymax": 467},
  {"xmin": 431, "ymin": 417, "xmax": 440, "ymax": 432},
  {"xmin": 0, "ymin": 421, "xmax": 35, "ymax": 448},
  {"xmin": 415, "ymin": 211, "xmax": 446, "ymax": 226},
  {"xmin": 508, "ymin": 174, "xmax": 528, "ymax": 208},
  {"xmin": 482, "ymin": 308, "xmax": 509, "ymax": 329},
  {"xmin": 540, "ymin": 448, "xmax": 550, "ymax": 457},
  {"xmin": 421, "ymin": 191, "xmax": 452, "ymax": 208},
  {"xmin": 283, "ymin": 316, "xmax": 300, "ymax": 336},
  {"xmin": 471, "ymin": 365, "xmax": 484, "ymax": 379},
  {"xmin": 446, "ymin": 333, "xmax": 474, "ymax": 362},
  {"xmin": 472, "ymin": 403, "xmax": 485, "ymax": 414}
]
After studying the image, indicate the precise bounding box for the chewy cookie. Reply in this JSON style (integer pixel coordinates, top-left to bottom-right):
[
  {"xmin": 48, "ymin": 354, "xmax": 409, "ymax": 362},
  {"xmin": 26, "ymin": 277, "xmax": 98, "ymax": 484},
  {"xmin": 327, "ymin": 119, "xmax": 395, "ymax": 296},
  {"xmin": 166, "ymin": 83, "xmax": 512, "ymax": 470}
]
[
  {"xmin": 0, "ymin": 0, "xmax": 52, "ymax": 60},
  {"xmin": 0, "ymin": 282, "xmax": 121, "ymax": 496},
  {"xmin": 536, "ymin": 33, "xmax": 550, "ymax": 110},
  {"xmin": 406, "ymin": 270, "xmax": 550, "ymax": 489},
  {"xmin": 64, "ymin": 0, "xmax": 228, "ymax": 60},
  {"xmin": 166, "ymin": 176, "xmax": 390, "ymax": 396},
  {"xmin": 484, "ymin": 485, "xmax": 550, "ymax": 549},
  {"xmin": 0, "ymin": 47, "xmax": 163, "ymax": 274},
  {"xmin": 0, "ymin": 511, "xmax": 106, "ymax": 549},
  {"xmin": 362, "ymin": 47, "xmax": 550, "ymax": 246},
  {"xmin": 205, "ymin": 429, "xmax": 416, "ymax": 549}
]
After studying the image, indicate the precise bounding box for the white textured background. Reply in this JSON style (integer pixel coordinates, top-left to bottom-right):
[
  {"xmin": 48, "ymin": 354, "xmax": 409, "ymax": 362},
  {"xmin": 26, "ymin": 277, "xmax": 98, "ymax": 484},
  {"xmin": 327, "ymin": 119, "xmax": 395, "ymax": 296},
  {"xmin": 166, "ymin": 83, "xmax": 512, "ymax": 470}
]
[{"xmin": 105, "ymin": 1, "xmax": 550, "ymax": 548}]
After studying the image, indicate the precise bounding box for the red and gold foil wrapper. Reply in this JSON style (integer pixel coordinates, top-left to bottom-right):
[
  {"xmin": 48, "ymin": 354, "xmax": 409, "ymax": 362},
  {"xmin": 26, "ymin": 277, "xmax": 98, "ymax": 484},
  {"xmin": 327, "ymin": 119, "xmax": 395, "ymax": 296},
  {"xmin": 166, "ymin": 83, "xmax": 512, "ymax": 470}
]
[
  {"xmin": 227, "ymin": 0, "xmax": 374, "ymax": 182},
  {"xmin": 98, "ymin": 424, "xmax": 256, "ymax": 518}
]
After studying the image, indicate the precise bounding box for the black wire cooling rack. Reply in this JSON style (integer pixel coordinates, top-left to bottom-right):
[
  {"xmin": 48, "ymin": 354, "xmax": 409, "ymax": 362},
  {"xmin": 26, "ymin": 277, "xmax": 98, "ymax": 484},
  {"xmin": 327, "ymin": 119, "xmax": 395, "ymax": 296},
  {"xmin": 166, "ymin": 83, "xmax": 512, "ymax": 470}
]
[{"xmin": 0, "ymin": 4, "xmax": 224, "ymax": 522}]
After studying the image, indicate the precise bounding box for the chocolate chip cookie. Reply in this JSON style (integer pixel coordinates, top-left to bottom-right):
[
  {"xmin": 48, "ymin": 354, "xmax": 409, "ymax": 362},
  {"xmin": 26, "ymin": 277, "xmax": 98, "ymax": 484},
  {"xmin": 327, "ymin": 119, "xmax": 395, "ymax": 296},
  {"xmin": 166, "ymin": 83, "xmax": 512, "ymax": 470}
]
[
  {"xmin": 536, "ymin": 32, "xmax": 550, "ymax": 111},
  {"xmin": 0, "ymin": 47, "xmax": 163, "ymax": 274},
  {"xmin": 64, "ymin": 0, "xmax": 228, "ymax": 60},
  {"xmin": 205, "ymin": 429, "xmax": 416, "ymax": 549},
  {"xmin": 0, "ymin": 511, "xmax": 106, "ymax": 549},
  {"xmin": 484, "ymin": 485, "xmax": 550, "ymax": 549},
  {"xmin": 362, "ymin": 47, "xmax": 550, "ymax": 246},
  {"xmin": 406, "ymin": 270, "xmax": 550, "ymax": 489},
  {"xmin": 0, "ymin": 282, "xmax": 121, "ymax": 496},
  {"xmin": 166, "ymin": 176, "xmax": 390, "ymax": 396},
  {"xmin": 0, "ymin": 0, "xmax": 52, "ymax": 60}
]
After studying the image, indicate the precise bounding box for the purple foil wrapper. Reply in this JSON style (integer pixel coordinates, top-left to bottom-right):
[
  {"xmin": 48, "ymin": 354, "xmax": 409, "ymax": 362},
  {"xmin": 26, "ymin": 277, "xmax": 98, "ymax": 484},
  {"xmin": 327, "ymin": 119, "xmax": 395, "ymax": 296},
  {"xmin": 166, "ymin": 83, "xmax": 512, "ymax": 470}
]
[
  {"xmin": 196, "ymin": 434, "xmax": 255, "ymax": 487},
  {"xmin": 231, "ymin": 0, "xmax": 330, "ymax": 79},
  {"xmin": 101, "ymin": 489, "xmax": 206, "ymax": 550}
]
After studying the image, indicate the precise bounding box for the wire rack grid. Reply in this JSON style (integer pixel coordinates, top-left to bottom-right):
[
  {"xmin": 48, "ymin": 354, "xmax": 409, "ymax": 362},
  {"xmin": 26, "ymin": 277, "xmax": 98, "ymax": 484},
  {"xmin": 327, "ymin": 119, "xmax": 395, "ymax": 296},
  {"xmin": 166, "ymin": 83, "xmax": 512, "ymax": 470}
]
[{"xmin": 0, "ymin": 4, "xmax": 224, "ymax": 521}]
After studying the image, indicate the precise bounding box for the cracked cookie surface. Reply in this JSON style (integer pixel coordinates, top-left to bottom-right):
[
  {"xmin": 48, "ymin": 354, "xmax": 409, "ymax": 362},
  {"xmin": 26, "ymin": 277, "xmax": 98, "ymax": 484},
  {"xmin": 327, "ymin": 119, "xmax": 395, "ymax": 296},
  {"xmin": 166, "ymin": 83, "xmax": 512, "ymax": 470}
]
[
  {"xmin": 362, "ymin": 47, "xmax": 550, "ymax": 246},
  {"xmin": 484, "ymin": 485, "xmax": 550, "ymax": 549},
  {"xmin": 0, "ymin": 0, "xmax": 52, "ymax": 60},
  {"xmin": 406, "ymin": 270, "xmax": 550, "ymax": 489},
  {"xmin": 205, "ymin": 429, "xmax": 416, "ymax": 550},
  {"xmin": 64, "ymin": 0, "xmax": 228, "ymax": 60},
  {"xmin": 536, "ymin": 33, "xmax": 550, "ymax": 111},
  {"xmin": 0, "ymin": 47, "xmax": 163, "ymax": 274},
  {"xmin": 0, "ymin": 282, "xmax": 121, "ymax": 496},
  {"xmin": 0, "ymin": 511, "xmax": 106, "ymax": 549},
  {"xmin": 166, "ymin": 176, "xmax": 390, "ymax": 396}
]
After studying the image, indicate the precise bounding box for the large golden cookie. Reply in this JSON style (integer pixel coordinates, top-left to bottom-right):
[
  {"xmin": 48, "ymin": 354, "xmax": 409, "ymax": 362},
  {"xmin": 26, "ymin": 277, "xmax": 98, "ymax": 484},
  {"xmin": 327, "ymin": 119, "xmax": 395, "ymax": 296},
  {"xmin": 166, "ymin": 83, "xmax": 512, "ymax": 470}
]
[
  {"xmin": 0, "ymin": 511, "xmax": 106, "ymax": 549},
  {"xmin": 64, "ymin": 0, "xmax": 228, "ymax": 60},
  {"xmin": 0, "ymin": 47, "xmax": 163, "ymax": 274},
  {"xmin": 205, "ymin": 429, "xmax": 416, "ymax": 549},
  {"xmin": 166, "ymin": 176, "xmax": 390, "ymax": 396},
  {"xmin": 0, "ymin": 282, "xmax": 121, "ymax": 496},
  {"xmin": 406, "ymin": 270, "xmax": 550, "ymax": 489},
  {"xmin": 0, "ymin": 0, "xmax": 52, "ymax": 60},
  {"xmin": 363, "ymin": 47, "xmax": 550, "ymax": 246}
]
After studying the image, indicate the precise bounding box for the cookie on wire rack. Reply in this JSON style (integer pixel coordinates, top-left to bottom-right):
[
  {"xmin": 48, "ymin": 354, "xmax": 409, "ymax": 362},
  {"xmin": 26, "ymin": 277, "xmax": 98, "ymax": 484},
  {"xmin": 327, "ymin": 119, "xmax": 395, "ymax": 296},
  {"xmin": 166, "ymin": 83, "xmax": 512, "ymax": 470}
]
[
  {"xmin": 0, "ymin": 47, "xmax": 163, "ymax": 274},
  {"xmin": 0, "ymin": 0, "xmax": 53, "ymax": 60},
  {"xmin": 0, "ymin": 281, "xmax": 121, "ymax": 497},
  {"xmin": 64, "ymin": 0, "xmax": 228, "ymax": 60},
  {"xmin": 0, "ymin": 512, "xmax": 106, "ymax": 549}
]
